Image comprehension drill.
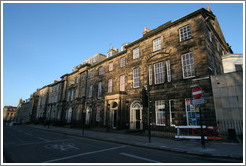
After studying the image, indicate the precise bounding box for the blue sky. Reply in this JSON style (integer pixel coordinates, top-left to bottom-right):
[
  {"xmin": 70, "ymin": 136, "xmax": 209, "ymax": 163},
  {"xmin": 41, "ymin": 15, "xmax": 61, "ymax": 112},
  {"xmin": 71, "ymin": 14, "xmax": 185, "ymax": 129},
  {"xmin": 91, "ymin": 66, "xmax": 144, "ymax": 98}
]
[{"xmin": 3, "ymin": 2, "xmax": 244, "ymax": 106}]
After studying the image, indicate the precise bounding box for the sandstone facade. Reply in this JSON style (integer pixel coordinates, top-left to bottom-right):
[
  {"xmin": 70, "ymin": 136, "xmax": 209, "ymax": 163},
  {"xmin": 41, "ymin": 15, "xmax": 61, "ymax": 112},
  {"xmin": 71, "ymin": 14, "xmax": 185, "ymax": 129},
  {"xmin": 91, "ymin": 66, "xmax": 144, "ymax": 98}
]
[{"xmin": 29, "ymin": 8, "xmax": 232, "ymax": 130}]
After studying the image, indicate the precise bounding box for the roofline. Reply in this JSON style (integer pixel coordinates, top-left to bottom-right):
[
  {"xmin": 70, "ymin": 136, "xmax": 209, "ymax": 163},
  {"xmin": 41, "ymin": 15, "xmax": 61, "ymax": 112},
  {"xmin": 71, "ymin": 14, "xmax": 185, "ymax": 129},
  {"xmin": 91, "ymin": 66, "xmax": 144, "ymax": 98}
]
[
  {"xmin": 61, "ymin": 63, "xmax": 91, "ymax": 78},
  {"xmin": 125, "ymin": 8, "xmax": 214, "ymax": 48}
]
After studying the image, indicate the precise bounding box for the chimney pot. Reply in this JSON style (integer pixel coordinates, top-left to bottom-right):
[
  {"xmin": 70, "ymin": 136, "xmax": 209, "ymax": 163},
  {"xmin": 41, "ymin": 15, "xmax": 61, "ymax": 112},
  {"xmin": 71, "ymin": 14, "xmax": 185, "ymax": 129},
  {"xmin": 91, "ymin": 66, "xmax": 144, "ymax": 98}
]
[
  {"xmin": 207, "ymin": 6, "xmax": 211, "ymax": 12},
  {"xmin": 111, "ymin": 46, "xmax": 113, "ymax": 50}
]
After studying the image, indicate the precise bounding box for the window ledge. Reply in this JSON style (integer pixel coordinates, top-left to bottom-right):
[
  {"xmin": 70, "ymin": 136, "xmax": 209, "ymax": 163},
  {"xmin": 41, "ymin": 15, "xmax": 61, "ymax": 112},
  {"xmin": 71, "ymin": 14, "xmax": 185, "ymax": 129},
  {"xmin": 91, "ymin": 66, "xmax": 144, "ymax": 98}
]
[
  {"xmin": 179, "ymin": 37, "xmax": 193, "ymax": 43},
  {"xmin": 183, "ymin": 76, "xmax": 196, "ymax": 79}
]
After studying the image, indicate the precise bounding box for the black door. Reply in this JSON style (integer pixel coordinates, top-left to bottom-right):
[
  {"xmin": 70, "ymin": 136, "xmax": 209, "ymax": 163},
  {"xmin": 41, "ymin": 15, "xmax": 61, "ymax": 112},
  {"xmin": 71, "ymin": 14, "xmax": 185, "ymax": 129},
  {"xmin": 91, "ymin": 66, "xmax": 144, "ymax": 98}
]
[
  {"xmin": 113, "ymin": 110, "xmax": 117, "ymax": 128},
  {"xmin": 136, "ymin": 109, "xmax": 140, "ymax": 129}
]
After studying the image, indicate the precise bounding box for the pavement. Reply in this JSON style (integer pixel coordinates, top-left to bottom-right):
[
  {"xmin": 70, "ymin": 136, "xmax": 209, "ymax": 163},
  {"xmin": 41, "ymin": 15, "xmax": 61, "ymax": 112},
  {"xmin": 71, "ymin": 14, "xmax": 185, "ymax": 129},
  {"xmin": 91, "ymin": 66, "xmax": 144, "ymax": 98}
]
[{"xmin": 28, "ymin": 124, "xmax": 243, "ymax": 160}]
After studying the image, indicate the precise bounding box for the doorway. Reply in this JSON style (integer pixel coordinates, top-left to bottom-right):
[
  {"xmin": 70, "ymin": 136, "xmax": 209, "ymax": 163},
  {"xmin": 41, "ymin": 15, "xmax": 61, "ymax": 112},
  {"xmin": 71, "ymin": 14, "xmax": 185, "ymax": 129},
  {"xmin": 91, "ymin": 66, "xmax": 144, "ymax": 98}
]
[
  {"xmin": 130, "ymin": 101, "xmax": 143, "ymax": 130},
  {"xmin": 110, "ymin": 102, "xmax": 118, "ymax": 129}
]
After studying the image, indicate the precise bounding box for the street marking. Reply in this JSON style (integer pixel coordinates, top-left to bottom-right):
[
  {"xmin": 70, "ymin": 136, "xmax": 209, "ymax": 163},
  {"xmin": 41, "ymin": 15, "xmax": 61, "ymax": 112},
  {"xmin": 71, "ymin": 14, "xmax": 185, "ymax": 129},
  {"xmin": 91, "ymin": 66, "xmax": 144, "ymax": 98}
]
[
  {"xmin": 120, "ymin": 153, "xmax": 161, "ymax": 163},
  {"xmin": 43, "ymin": 145, "xmax": 128, "ymax": 163},
  {"xmin": 44, "ymin": 143, "xmax": 79, "ymax": 151}
]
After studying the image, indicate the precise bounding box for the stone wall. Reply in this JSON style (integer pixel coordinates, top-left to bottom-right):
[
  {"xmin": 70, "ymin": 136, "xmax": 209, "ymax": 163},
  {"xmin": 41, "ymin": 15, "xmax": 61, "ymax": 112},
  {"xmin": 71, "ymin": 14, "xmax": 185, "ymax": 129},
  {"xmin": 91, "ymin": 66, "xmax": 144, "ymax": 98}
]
[{"xmin": 211, "ymin": 71, "xmax": 243, "ymax": 134}]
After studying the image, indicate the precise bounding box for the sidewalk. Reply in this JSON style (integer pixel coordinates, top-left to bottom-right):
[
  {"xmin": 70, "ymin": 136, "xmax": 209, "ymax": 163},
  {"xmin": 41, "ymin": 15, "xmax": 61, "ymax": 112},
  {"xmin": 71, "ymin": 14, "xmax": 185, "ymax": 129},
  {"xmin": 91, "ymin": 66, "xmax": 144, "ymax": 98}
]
[{"xmin": 30, "ymin": 125, "xmax": 243, "ymax": 160}]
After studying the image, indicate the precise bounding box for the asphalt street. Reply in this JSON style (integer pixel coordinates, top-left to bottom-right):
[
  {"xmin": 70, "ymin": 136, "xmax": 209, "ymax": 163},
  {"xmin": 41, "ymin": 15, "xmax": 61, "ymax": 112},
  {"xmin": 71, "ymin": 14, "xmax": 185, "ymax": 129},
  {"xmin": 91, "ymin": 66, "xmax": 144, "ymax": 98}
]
[{"xmin": 3, "ymin": 125, "xmax": 242, "ymax": 163}]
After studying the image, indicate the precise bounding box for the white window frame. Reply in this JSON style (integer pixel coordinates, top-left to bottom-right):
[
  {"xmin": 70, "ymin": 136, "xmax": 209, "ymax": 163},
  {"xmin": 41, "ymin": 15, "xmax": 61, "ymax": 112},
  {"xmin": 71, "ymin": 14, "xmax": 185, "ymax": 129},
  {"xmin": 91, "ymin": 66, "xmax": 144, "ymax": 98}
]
[
  {"xmin": 67, "ymin": 90, "xmax": 70, "ymax": 101},
  {"xmin": 98, "ymin": 82, "xmax": 102, "ymax": 98},
  {"xmin": 133, "ymin": 68, "xmax": 140, "ymax": 88},
  {"xmin": 133, "ymin": 47, "xmax": 140, "ymax": 59},
  {"xmin": 181, "ymin": 52, "xmax": 195, "ymax": 79},
  {"xmin": 169, "ymin": 100, "xmax": 175, "ymax": 126},
  {"xmin": 120, "ymin": 75, "xmax": 125, "ymax": 91},
  {"xmin": 71, "ymin": 89, "xmax": 74, "ymax": 100},
  {"xmin": 153, "ymin": 37, "xmax": 161, "ymax": 51},
  {"xmin": 120, "ymin": 57, "xmax": 126, "ymax": 67},
  {"xmin": 89, "ymin": 85, "xmax": 93, "ymax": 98},
  {"xmin": 108, "ymin": 79, "xmax": 113, "ymax": 93},
  {"xmin": 99, "ymin": 66, "xmax": 103, "ymax": 75},
  {"xmin": 154, "ymin": 61, "xmax": 165, "ymax": 84},
  {"xmin": 179, "ymin": 24, "xmax": 191, "ymax": 42},
  {"xmin": 109, "ymin": 62, "xmax": 113, "ymax": 72},
  {"xmin": 166, "ymin": 60, "xmax": 171, "ymax": 82},
  {"xmin": 75, "ymin": 88, "xmax": 78, "ymax": 98},
  {"xmin": 155, "ymin": 100, "xmax": 166, "ymax": 126},
  {"xmin": 76, "ymin": 77, "xmax": 80, "ymax": 84},
  {"xmin": 149, "ymin": 65, "xmax": 153, "ymax": 85}
]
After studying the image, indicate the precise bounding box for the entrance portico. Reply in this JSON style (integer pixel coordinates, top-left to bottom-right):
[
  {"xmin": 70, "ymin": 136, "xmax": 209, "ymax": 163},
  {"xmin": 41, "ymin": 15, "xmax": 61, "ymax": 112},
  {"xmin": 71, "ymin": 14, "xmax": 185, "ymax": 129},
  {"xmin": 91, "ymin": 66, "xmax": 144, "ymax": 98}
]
[{"xmin": 104, "ymin": 92, "xmax": 126, "ymax": 129}]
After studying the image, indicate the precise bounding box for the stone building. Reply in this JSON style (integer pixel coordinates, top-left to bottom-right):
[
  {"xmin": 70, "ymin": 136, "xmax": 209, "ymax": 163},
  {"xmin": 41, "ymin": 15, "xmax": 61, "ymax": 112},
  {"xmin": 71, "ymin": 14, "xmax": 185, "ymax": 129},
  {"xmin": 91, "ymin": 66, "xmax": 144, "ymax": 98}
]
[
  {"xmin": 15, "ymin": 98, "xmax": 33, "ymax": 124},
  {"xmin": 36, "ymin": 86, "xmax": 50, "ymax": 121},
  {"xmin": 222, "ymin": 54, "xmax": 243, "ymax": 73},
  {"xmin": 46, "ymin": 79, "xmax": 64, "ymax": 124},
  {"xmin": 30, "ymin": 7, "xmax": 233, "ymax": 131},
  {"xmin": 3, "ymin": 106, "xmax": 17, "ymax": 125}
]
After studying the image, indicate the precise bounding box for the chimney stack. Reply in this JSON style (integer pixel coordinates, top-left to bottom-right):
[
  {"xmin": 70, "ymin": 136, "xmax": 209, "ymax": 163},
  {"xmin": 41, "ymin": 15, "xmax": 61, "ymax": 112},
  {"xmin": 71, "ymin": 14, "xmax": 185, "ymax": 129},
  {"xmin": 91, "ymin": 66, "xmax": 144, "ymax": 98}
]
[
  {"xmin": 207, "ymin": 6, "xmax": 212, "ymax": 12},
  {"xmin": 143, "ymin": 26, "xmax": 151, "ymax": 35}
]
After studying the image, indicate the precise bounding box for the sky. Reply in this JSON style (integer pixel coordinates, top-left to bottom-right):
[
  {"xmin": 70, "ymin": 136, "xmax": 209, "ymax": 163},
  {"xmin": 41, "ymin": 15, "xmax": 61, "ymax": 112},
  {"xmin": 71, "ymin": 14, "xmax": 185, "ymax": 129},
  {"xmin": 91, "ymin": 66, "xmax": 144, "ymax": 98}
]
[{"xmin": 2, "ymin": 2, "xmax": 244, "ymax": 107}]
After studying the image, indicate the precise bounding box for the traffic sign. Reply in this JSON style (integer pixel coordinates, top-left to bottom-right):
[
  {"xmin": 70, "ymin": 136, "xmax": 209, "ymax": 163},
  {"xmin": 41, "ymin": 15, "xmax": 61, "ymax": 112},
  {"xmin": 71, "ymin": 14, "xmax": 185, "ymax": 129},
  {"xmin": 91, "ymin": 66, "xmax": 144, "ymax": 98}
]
[
  {"xmin": 192, "ymin": 98, "xmax": 206, "ymax": 105},
  {"xmin": 192, "ymin": 86, "xmax": 203, "ymax": 99}
]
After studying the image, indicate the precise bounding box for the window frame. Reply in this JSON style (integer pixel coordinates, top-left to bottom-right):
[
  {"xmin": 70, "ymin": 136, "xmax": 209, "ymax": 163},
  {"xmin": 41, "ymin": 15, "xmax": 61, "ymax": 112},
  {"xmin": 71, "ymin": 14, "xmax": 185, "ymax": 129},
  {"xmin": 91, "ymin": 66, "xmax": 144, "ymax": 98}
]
[
  {"xmin": 166, "ymin": 60, "xmax": 171, "ymax": 82},
  {"xmin": 90, "ymin": 71, "xmax": 94, "ymax": 79},
  {"xmin": 179, "ymin": 24, "xmax": 191, "ymax": 42},
  {"xmin": 98, "ymin": 66, "xmax": 103, "ymax": 75},
  {"xmin": 120, "ymin": 75, "xmax": 125, "ymax": 91},
  {"xmin": 153, "ymin": 37, "xmax": 162, "ymax": 52},
  {"xmin": 148, "ymin": 65, "xmax": 153, "ymax": 85},
  {"xmin": 108, "ymin": 79, "xmax": 113, "ymax": 93},
  {"xmin": 133, "ymin": 47, "xmax": 140, "ymax": 59},
  {"xmin": 98, "ymin": 82, "xmax": 102, "ymax": 98},
  {"xmin": 154, "ymin": 61, "xmax": 165, "ymax": 84},
  {"xmin": 181, "ymin": 52, "xmax": 195, "ymax": 79},
  {"xmin": 155, "ymin": 100, "xmax": 166, "ymax": 126},
  {"xmin": 120, "ymin": 57, "xmax": 126, "ymax": 67},
  {"xmin": 133, "ymin": 68, "xmax": 140, "ymax": 88},
  {"xmin": 89, "ymin": 85, "xmax": 93, "ymax": 98},
  {"xmin": 109, "ymin": 62, "xmax": 113, "ymax": 72},
  {"xmin": 169, "ymin": 99, "xmax": 175, "ymax": 126}
]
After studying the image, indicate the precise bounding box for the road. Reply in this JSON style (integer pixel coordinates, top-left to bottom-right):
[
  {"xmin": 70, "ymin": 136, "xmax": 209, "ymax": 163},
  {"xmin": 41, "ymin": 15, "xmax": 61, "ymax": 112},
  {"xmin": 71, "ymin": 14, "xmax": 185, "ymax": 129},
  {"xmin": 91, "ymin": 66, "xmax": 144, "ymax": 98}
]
[{"xmin": 3, "ymin": 125, "xmax": 242, "ymax": 163}]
